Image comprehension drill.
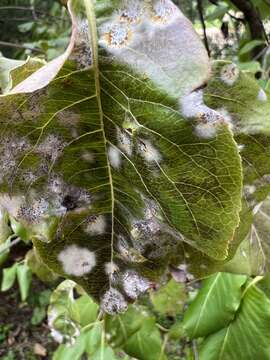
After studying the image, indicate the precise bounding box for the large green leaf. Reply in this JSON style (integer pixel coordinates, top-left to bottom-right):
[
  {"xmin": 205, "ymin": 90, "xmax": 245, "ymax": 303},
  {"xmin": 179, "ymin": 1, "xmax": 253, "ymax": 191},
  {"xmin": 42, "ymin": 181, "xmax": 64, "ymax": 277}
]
[
  {"xmin": 123, "ymin": 317, "xmax": 166, "ymax": 360},
  {"xmin": 0, "ymin": 0, "xmax": 242, "ymax": 311},
  {"xmin": 170, "ymin": 61, "xmax": 270, "ymax": 278},
  {"xmin": 199, "ymin": 281, "xmax": 270, "ymax": 360},
  {"xmin": 183, "ymin": 272, "xmax": 247, "ymax": 338}
]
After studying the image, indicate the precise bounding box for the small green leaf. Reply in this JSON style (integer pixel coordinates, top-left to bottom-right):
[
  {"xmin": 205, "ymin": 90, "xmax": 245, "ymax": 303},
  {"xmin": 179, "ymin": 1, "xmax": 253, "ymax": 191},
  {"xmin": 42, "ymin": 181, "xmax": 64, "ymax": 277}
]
[
  {"xmin": 52, "ymin": 334, "xmax": 86, "ymax": 360},
  {"xmin": 16, "ymin": 263, "xmax": 32, "ymax": 301},
  {"xmin": 92, "ymin": 346, "xmax": 121, "ymax": 360},
  {"xmin": 123, "ymin": 318, "xmax": 166, "ymax": 360},
  {"xmin": 239, "ymin": 40, "xmax": 265, "ymax": 56},
  {"xmin": 84, "ymin": 323, "xmax": 102, "ymax": 355},
  {"xmin": 31, "ymin": 307, "xmax": 46, "ymax": 325},
  {"xmin": 72, "ymin": 294, "xmax": 98, "ymax": 327},
  {"xmin": 199, "ymin": 282, "xmax": 270, "ymax": 360},
  {"xmin": 168, "ymin": 320, "xmax": 184, "ymax": 340},
  {"xmin": 183, "ymin": 273, "xmax": 247, "ymax": 338},
  {"xmin": 1, "ymin": 263, "xmax": 18, "ymax": 292},
  {"xmin": 105, "ymin": 305, "xmax": 146, "ymax": 348},
  {"xmin": 150, "ymin": 279, "xmax": 186, "ymax": 316}
]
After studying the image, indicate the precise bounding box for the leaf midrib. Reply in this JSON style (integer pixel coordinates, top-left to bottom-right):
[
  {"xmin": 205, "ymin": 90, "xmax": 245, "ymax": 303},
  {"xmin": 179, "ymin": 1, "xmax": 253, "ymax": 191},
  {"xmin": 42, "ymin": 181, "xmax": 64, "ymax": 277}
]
[{"xmin": 84, "ymin": 0, "xmax": 115, "ymax": 280}]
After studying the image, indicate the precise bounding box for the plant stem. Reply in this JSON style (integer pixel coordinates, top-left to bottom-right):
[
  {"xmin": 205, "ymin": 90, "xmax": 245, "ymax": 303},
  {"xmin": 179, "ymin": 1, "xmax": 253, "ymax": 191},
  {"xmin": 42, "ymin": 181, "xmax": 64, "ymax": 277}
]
[
  {"xmin": 0, "ymin": 40, "xmax": 44, "ymax": 53},
  {"xmin": 0, "ymin": 237, "xmax": 21, "ymax": 255}
]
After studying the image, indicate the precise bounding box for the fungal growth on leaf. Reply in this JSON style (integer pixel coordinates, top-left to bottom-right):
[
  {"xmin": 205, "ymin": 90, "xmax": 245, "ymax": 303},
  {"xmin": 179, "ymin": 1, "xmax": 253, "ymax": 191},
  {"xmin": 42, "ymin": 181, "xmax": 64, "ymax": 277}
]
[{"xmin": 0, "ymin": 0, "xmax": 245, "ymax": 314}]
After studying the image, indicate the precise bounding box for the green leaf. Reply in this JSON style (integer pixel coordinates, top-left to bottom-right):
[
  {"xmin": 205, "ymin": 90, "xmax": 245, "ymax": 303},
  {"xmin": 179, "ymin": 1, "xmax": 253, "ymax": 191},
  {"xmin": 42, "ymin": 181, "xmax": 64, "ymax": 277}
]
[
  {"xmin": 0, "ymin": 55, "xmax": 25, "ymax": 94},
  {"xmin": 53, "ymin": 334, "xmax": 86, "ymax": 360},
  {"xmin": 183, "ymin": 273, "xmax": 247, "ymax": 338},
  {"xmin": 31, "ymin": 306, "xmax": 47, "ymax": 325},
  {"xmin": 72, "ymin": 294, "xmax": 99, "ymax": 327},
  {"xmin": 150, "ymin": 279, "xmax": 186, "ymax": 316},
  {"xmin": 0, "ymin": 1, "xmax": 242, "ymax": 310},
  {"xmin": 26, "ymin": 248, "xmax": 58, "ymax": 283},
  {"xmin": 201, "ymin": 61, "xmax": 270, "ymax": 276},
  {"xmin": 168, "ymin": 320, "xmax": 184, "ymax": 340},
  {"xmin": 238, "ymin": 61, "xmax": 261, "ymax": 74},
  {"xmin": 199, "ymin": 281, "xmax": 270, "ymax": 360},
  {"xmin": 1, "ymin": 263, "xmax": 18, "ymax": 292},
  {"xmin": 92, "ymin": 346, "xmax": 121, "ymax": 360},
  {"xmin": 206, "ymin": 4, "xmax": 229, "ymax": 21},
  {"xmin": 105, "ymin": 305, "xmax": 147, "ymax": 348},
  {"xmin": 48, "ymin": 280, "xmax": 80, "ymax": 344},
  {"xmin": 239, "ymin": 40, "xmax": 265, "ymax": 56},
  {"xmin": 84, "ymin": 323, "xmax": 102, "ymax": 355},
  {"xmin": 123, "ymin": 318, "xmax": 166, "ymax": 360},
  {"xmin": 16, "ymin": 263, "xmax": 32, "ymax": 301},
  {"xmin": 0, "ymin": 210, "xmax": 12, "ymax": 266}
]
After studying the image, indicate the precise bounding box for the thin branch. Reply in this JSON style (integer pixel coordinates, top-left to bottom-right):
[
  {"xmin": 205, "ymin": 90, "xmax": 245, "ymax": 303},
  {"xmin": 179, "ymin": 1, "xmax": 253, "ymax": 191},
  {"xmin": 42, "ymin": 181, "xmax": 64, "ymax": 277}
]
[
  {"xmin": 0, "ymin": 6, "xmax": 32, "ymax": 11},
  {"xmin": 0, "ymin": 40, "xmax": 45, "ymax": 54},
  {"xmin": 197, "ymin": 0, "xmax": 211, "ymax": 57},
  {"xmin": 0, "ymin": 237, "xmax": 21, "ymax": 256},
  {"xmin": 0, "ymin": 6, "xmax": 69, "ymax": 21},
  {"xmin": 192, "ymin": 340, "xmax": 199, "ymax": 360}
]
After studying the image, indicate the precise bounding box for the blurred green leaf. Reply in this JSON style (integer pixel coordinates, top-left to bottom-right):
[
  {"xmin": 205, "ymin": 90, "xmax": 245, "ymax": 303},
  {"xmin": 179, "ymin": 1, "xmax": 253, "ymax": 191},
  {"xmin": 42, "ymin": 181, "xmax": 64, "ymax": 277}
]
[
  {"xmin": 71, "ymin": 294, "xmax": 98, "ymax": 328},
  {"xmin": 31, "ymin": 306, "xmax": 47, "ymax": 325},
  {"xmin": 16, "ymin": 263, "xmax": 32, "ymax": 301},
  {"xmin": 123, "ymin": 318, "xmax": 166, "ymax": 360},
  {"xmin": 1, "ymin": 263, "xmax": 18, "ymax": 292},
  {"xmin": 105, "ymin": 305, "xmax": 146, "ymax": 348},
  {"xmin": 168, "ymin": 320, "xmax": 184, "ymax": 340},
  {"xmin": 183, "ymin": 273, "xmax": 247, "ymax": 338},
  {"xmin": 199, "ymin": 281, "xmax": 270, "ymax": 360},
  {"xmin": 52, "ymin": 334, "xmax": 86, "ymax": 360},
  {"xmin": 150, "ymin": 279, "xmax": 186, "ymax": 316},
  {"xmin": 239, "ymin": 40, "xmax": 265, "ymax": 56}
]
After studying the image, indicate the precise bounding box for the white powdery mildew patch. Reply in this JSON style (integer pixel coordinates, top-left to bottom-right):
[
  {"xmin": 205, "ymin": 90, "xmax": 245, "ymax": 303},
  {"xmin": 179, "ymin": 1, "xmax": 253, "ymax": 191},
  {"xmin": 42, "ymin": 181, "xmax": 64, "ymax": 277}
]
[
  {"xmin": 58, "ymin": 245, "xmax": 96, "ymax": 277},
  {"xmin": 238, "ymin": 144, "xmax": 245, "ymax": 152},
  {"xmin": 71, "ymin": 19, "xmax": 92, "ymax": 68},
  {"xmin": 85, "ymin": 215, "xmax": 107, "ymax": 235},
  {"xmin": 57, "ymin": 110, "xmax": 80, "ymax": 127},
  {"xmin": 100, "ymin": 22, "xmax": 131, "ymax": 48},
  {"xmin": 122, "ymin": 270, "xmax": 150, "ymax": 299},
  {"xmin": 22, "ymin": 171, "xmax": 39, "ymax": 185},
  {"xmin": 118, "ymin": 0, "xmax": 143, "ymax": 24},
  {"xmin": 244, "ymin": 184, "xmax": 256, "ymax": 196},
  {"xmin": 108, "ymin": 146, "xmax": 122, "ymax": 169},
  {"xmin": 0, "ymin": 137, "xmax": 30, "ymax": 184},
  {"xmin": 17, "ymin": 198, "xmax": 49, "ymax": 224},
  {"xmin": 48, "ymin": 175, "xmax": 64, "ymax": 195},
  {"xmin": 36, "ymin": 134, "xmax": 66, "ymax": 163},
  {"xmin": 180, "ymin": 90, "xmax": 221, "ymax": 121},
  {"xmin": 216, "ymin": 107, "xmax": 234, "ymax": 130},
  {"xmin": 151, "ymin": 0, "xmax": 177, "ymax": 24},
  {"xmin": 131, "ymin": 218, "xmax": 161, "ymax": 240},
  {"xmin": 194, "ymin": 123, "xmax": 218, "ymax": 139},
  {"xmin": 81, "ymin": 151, "xmax": 95, "ymax": 163},
  {"xmin": 138, "ymin": 139, "xmax": 162, "ymax": 163},
  {"xmin": 220, "ymin": 63, "xmax": 240, "ymax": 86},
  {"xmin": 180, "ymin": 90, "xmax": 232, "ymax": 139},
  {"xmin": 101, "ymin": 288, "xmax": 128, "ymax": 315},
  {"xmin": 104, "ymin": 261, "xmax": 119, "ymax": 275},
  {"xmin": 117, "ymin": 128, "xmax": 133, "ymax": 156},
  {"xmin": 0, "ymin": 195, "xmax": 23, "ymax": 219},
  {"xmin": 257, "ymin": 88, "xmax": 268, "ymax": 102}
]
